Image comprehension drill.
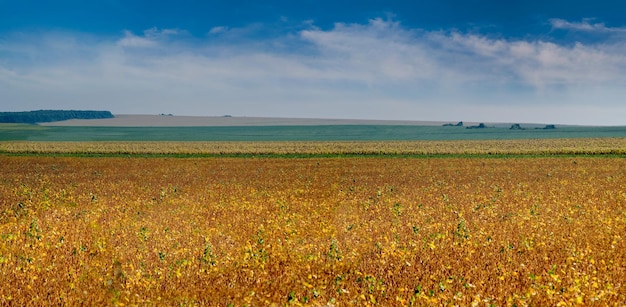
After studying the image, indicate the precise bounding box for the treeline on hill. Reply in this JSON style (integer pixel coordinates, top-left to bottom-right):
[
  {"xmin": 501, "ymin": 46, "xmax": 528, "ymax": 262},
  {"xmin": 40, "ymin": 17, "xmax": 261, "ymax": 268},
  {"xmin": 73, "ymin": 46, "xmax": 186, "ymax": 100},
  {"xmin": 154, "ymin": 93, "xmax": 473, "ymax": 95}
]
[{"xmin": 0, "ymin": 110, "xmax": 114, "ymax": 124}]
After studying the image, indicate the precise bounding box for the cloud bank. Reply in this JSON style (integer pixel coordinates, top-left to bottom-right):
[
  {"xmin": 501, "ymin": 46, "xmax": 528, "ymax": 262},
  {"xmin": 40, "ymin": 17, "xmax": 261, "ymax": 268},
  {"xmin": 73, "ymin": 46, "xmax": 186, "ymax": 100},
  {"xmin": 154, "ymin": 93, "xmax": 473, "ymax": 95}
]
[{"xmin": 1, "ymin": 18, "xmax": 625, "ymax": 125}]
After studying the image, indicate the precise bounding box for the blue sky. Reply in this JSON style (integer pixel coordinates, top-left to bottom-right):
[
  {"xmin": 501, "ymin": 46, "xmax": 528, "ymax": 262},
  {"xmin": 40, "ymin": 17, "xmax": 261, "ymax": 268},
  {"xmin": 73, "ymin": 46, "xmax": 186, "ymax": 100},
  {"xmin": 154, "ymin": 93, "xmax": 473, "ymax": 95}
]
[{"xmin": 1, "ymin": 1, "xmax": 625, "ymax": 125}]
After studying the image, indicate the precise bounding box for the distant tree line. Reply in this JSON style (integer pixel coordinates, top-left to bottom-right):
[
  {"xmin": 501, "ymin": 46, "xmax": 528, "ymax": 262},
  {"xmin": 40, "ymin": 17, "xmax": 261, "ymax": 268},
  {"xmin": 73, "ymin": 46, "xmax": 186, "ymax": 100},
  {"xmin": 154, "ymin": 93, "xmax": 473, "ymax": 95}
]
[
  {"xmin": 510, "ymin": 124, "xmax": 556, "ymax": 130},
  {"xmin": 0, "ymin": 110, "xmax": 114, "ymax": 124},
  {"xmin": 466, "ymin": 123, "xmax": 488, "ymax": 129},
  {"xmin": 443, "ymin": 122, "xmax": 557, "ymax": 130}
]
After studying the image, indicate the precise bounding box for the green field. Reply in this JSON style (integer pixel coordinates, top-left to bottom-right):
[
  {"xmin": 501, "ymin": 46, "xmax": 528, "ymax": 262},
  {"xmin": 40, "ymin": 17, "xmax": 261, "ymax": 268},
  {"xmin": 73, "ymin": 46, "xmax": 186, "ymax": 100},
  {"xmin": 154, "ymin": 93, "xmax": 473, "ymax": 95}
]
[{"xmin": 1, "ymin": 124, "xmax": 625, "ymax": 141}]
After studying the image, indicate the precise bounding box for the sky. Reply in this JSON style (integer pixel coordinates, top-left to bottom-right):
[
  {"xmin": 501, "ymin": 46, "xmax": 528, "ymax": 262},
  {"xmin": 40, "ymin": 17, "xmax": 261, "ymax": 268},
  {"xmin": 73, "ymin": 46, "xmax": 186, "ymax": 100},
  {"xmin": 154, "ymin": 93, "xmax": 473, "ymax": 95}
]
[{"xmin": 1, "ymin": 1, "xmax": 625, "ymax": 125}]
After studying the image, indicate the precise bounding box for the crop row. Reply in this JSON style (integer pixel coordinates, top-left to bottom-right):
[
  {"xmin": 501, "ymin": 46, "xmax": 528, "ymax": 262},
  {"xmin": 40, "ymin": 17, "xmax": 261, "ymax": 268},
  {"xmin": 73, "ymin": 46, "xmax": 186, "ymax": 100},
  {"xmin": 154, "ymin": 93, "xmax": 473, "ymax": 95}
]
[{"xmin": 1, "ymin": 138, "xmax": 626, "ymax": 155}]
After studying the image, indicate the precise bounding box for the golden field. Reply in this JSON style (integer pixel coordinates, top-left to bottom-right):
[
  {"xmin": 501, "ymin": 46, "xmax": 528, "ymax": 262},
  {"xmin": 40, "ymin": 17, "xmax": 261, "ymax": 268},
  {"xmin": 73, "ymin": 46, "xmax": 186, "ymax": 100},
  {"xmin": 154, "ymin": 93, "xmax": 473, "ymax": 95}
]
[
  {"xmin": 0, "ymin": 155, "xmax": 625, "ymax": 306},
  {"xmin": 1, "ymin": 138, "xmax": 626, "ymax": 155}
]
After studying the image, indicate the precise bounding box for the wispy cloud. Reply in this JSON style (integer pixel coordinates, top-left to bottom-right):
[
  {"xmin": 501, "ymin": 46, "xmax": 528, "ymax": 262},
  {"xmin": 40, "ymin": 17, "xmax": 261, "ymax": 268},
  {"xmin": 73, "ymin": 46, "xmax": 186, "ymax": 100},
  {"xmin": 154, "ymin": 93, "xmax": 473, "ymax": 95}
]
[
  {"xmin": 117, "ymin": 28, "xmax": 186, "ymax": 48},
  {"xmin": 208, "ymin": 26, "xmax": 229, "ymax": 35},
  {"xmin": 550, "ymin": 18, "xmax": 626, "ymax": 33},
  {"xmin": 117, "ymin": 30, "xmax": 158, "ymax": 48},
  {"xmin": 1, "ymin": 18, "xmax": 625, "ymax": 124}
]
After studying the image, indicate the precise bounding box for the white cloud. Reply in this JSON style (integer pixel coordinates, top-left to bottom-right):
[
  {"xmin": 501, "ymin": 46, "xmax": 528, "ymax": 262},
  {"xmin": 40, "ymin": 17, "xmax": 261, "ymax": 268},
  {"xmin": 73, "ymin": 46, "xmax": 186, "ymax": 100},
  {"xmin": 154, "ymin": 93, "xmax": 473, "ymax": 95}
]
[
  {"xmin": 116, "ymin": 27, "xmax": 182, "ymax": 48},
  {"xmin": 550, "ymin": 18, "xmax": 626, "ymax": 33},
  {"xmin": 299, "ymin": 18, "xmax": 626, "ymax": 91},
  {"xmin": 209, "ymin": 26, "xmax": 228, "ymax": 35},
  {"xmin": 1, "ymin": 18, "xmax": 625, "ymax": 124},
  {"xmin": 117, "ymin": 30, "xmax": 158, "ymax": 47}
]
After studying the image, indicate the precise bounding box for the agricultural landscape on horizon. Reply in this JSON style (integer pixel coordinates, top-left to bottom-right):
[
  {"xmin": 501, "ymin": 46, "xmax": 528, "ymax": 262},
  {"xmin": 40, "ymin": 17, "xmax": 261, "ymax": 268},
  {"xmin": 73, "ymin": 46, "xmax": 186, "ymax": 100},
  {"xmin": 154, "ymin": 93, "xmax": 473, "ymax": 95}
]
[
  {"xmin": 5, "ymin": 0, "xmax": 626, "ymax": 303},
  {"xmin": 0, "ymin": 112, "xmax": 625, "ymax": 142},
  {"xmin": 1, "ymin": 114, "xmax": 625, "ymax": 305}
]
